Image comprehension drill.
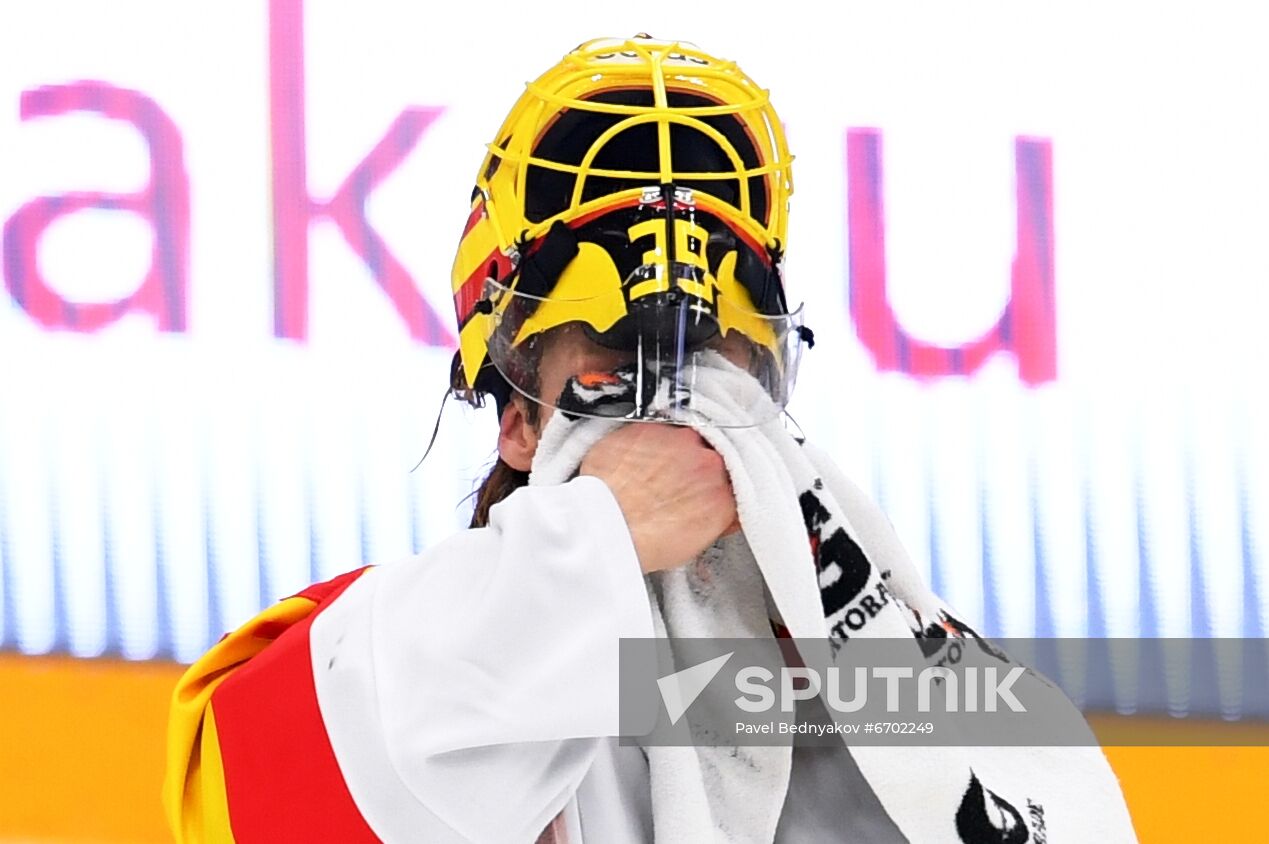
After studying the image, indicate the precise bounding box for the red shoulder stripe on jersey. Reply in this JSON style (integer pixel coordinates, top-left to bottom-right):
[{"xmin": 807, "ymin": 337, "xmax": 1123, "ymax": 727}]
[
  {"xmin": 212, "ymin": 568, "xmax": 377, "ymax": 842},
  {"xmin": 293, "ymin": 565, "xmax": 370, "ymax": 604}
]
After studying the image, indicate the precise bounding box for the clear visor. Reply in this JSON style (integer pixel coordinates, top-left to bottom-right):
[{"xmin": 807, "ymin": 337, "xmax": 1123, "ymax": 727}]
[{"xmin": 482, "ymin": 268, "xmax": 806, "ymax": 428}]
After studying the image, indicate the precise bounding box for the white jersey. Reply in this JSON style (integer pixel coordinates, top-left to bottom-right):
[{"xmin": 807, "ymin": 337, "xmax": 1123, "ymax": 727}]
[{"xmin": 309, "ymin": 475, "xmax": 903, "ymax": 842}]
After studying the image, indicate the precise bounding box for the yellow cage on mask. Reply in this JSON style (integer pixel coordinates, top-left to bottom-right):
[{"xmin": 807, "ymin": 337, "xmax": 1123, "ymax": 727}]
[{"xmin": 449, "ymin": 35, "xmax": 802, "ymax": 424}]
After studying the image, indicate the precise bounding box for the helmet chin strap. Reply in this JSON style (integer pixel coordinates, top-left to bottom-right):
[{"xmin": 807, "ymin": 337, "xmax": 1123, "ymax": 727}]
[{"xmin": 513, "ymin": 220, "xmax": 579, "ymax": 301}]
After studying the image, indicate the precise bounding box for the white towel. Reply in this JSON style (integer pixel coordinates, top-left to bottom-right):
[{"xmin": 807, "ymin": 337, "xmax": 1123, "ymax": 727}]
[{"xmin": 530, "ymin": 353, "xmax": 1137, "ymax": 843}]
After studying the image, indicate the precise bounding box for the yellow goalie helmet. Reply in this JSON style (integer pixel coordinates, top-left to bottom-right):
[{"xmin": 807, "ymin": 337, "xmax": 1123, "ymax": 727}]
[{"xmin": 449, "ymin": 35, "xmax": 808, "ymax": 426}]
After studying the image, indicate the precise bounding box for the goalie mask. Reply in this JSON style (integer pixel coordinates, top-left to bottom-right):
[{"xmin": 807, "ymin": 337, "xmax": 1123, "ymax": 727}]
[{"xmin": 449, "ymin": 35, "xmax": 809, "ymax": 427}]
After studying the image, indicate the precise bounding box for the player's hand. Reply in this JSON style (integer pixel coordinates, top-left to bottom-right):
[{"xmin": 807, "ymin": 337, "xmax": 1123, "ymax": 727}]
[{"xmin": 579, "ymin": 423, "xmax": 740, "ymax": 573}]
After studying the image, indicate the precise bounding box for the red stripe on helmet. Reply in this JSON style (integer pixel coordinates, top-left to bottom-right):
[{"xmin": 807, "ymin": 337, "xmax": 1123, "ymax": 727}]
[
  {"xmin": 454, "ymin": 248, "xmax": 514, "ymax": 329},
  {"xmin": 461, "ymin": 202, "xmax": 484, "ymax": 239}
]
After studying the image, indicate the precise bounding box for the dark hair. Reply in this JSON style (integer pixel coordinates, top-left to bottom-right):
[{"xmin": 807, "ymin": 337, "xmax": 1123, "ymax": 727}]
[
  {"xmin": 469, "ymin": 457, "xmax": 529, "ymax": 528},
  {"xmin": 450, "ymin": 350, "xmax": 540, "ymax": 528}
]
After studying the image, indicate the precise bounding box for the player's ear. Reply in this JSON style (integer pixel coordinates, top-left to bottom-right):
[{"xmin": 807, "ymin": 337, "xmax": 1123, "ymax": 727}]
[{"xmin": 497, "ymin": 397, "xmax": 539, "ymax": 472}]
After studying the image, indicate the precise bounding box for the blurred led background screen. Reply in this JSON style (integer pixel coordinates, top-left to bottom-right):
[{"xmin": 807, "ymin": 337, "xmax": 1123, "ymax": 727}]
[{"xmin": 0, "ymin": 2, "xmax": 1265, "ymax": 717}]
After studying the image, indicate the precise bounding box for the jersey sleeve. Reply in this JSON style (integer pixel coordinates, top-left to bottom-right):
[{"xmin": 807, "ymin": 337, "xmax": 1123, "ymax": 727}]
[
  {"xmin": 162, "ymin": 568, "xmax": 377, "ymax": 842},
  {"xmin": 163, "ymin": 474, "xmax": 656, "ymax": 843}
]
